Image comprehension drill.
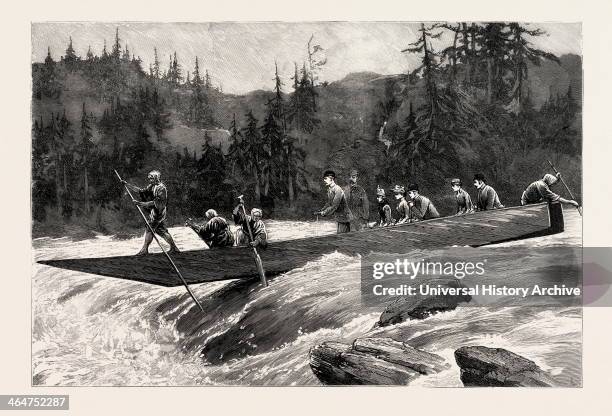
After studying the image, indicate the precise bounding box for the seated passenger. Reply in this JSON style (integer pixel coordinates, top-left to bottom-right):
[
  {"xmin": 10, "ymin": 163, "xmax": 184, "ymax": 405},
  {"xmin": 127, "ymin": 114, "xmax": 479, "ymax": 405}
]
[
  {"xmin": 233, "ymin": 204, "xmax": 268, "ymax": 248},
  {"xmin": 185, "ymin": 209, "xmax": 234, "ymax": 248}
]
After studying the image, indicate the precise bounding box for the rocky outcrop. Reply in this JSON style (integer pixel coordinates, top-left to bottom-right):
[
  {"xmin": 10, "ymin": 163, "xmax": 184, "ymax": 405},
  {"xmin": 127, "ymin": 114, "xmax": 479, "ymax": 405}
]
[
  {"xmin": 378, "ymin": 278, "xmax": 471, "ymax": 327},
  {"xmin": 309, "ymin": 337, "xmax": 448, "ymax": 385},
  {"xmin": 454, "ymin": 346, "xmax": 556, "ymax": 387}
]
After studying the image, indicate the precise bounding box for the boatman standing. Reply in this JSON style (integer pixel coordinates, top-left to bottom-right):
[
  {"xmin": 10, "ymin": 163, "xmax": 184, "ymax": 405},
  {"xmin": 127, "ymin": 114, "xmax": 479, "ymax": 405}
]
[
  {"xmin": 473, "ymin": 174, "xmax": 504, "ymax": 211},
  {"xmin": 121, "ymin": 170, "xmax": 181, "ymax": 255},
  {"xmin": 392, "ymin": 185, "xmax": 411, "ymax": 224},
  {"xmin": 451, "ymin": 178, "xmax": 473, "ymax": 215},
  {"xmin": 376, "ymin": 186, "xmax": 393, "ymax": 227},
  {"xmin": 407, "ymin": 183, "xmax": 440, "ymax": 221},
  {"xmin": 315, "ymin": 170, "xmax": 354, "ymax": 233},
  {"xmin": 521, "ymin": 173, "xmax": 580, "ymax": 207},
  {"xmin": 344, "ymin": 169, "xmax": 369, "ymax": 231},
  {"xmin": 185, "ymin": 210, "xmax": 235, "ymax": 248},
  {"xmin": 233, "ymin": 203, "xmax": 268, "ymax": 248}
]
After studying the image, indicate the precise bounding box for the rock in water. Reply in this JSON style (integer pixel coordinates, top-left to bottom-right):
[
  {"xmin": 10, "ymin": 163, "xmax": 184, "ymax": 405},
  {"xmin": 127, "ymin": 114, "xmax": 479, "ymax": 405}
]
[
  {"xmin": 378, "ymin": 278, "xmax": 471, "ymax": 327},
  {"xmin": 353, "ymin": 337, "xmax": 449, "ymax": 375},
  {"xmin": 309, "ymin": 337, "xmax": 447, "ymax": 385},
  {"xmin": 454, "ymin": 346, "xmax": 556, "ymax": 387}
]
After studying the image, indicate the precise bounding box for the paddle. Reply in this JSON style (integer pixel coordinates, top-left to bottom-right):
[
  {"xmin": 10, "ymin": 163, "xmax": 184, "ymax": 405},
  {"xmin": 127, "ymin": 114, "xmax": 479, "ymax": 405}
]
[
  {"xmin": 547, "ymin": 160, "xmax": 583, "ymax": 216},
  {"xmin": 114, "ymin": 170, "xmax": 205, "ymax": 313},
  {"xmin": 237, "ymin": 195, "xmax": 268, "ymax": 287}
]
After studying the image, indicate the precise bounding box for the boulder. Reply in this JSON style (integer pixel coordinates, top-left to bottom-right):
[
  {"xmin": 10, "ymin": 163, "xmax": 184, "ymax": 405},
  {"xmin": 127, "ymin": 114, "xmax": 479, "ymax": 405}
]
[
  {"xmin": 309, "ymin": 337, "xmax": 447, "ymax": 385},
  {"xmin": 378, "ymin": 278, "xmax": 471, "ymax": 327},
  {"xmin": 454, "ymin": 346, "xmax": 556, "ymax": 387}
]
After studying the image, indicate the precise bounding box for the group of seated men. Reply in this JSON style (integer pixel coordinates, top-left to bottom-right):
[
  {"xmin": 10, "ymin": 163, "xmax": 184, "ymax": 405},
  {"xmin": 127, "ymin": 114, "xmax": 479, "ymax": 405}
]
[{"xmin": 184, "ymin": 203, "xmax": 268, "ymax": 249}]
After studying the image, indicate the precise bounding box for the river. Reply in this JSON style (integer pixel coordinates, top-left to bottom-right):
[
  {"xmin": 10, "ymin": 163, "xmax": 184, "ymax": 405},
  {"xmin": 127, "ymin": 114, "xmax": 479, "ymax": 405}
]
[{"xmin": 32, "ymin": 210, "xmax": 582, "ymax": 386}]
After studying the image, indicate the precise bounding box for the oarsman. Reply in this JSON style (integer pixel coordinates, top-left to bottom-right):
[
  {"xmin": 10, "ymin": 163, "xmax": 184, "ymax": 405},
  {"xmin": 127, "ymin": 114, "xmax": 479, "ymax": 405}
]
[
  {"xmin": 314, "ymin": 170, "xmax": 354, "ymax": 234},
  {"xmin": 392, "ymin": 185, "xmax": 411, "ymax": 224},
  {"xmin": 121, "ymin": 170, "xmax": 181, "ymax": 255},
  {"xmin": 376, "ymin": 186, "xmax": 393, "ymax": 227},
  {"xmin": 185, "ymin": 210, "xmax": 235, "ymax": 248},
  {"xmin": 344, "ymin": 168, "xmax": 369, "ymax": 231},
  {"xmin": 473, "ymin": 174, "xmax": 504, "ymax": 211},
  {"xmin": 407, "ymin": 183, "xmax": 440, "ymax": 221},
  {"xmin": 233, "ymin": 203, "xmax": 268, "ymax": 248},
  {"xmin": 521, "ymin": 173, "xmax": 580, "ymax": 207},
  {"xmin": 451, "ymin": 178, "xmax": 473, "ymax": 215}
]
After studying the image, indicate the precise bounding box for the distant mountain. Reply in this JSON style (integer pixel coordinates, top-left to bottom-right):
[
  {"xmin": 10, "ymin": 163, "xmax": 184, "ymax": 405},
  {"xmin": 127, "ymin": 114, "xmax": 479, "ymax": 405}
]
[{"xmin": 529, "ymin": 54, "xmax": 582, "ymax": 107}]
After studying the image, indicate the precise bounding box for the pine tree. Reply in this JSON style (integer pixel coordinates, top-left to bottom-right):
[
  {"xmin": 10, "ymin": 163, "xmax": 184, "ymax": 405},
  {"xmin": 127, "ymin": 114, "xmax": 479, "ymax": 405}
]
[
  {"xmin": 508, "ymin": 23, "xmax": 559, "ymax": 111},
  {"xmin": 122, "ymin": 43, "xmax": 131, "ymax": 62},
  {"xmin": 241, "ymin": 110, "xmax": 264, "ymax": 202},
  {"xmin": 187, "ymin": 56, "xmax": 213, "ymax": 127},
  {"xmin": 112, "ymin": 28, "xmax": 121, "ymax": 61},
  {"xmin": 64, "ymin": 36, "xmax": 78, "ymax": 66},
  {"xmin": 205, "ymin": 69, "xmax": 211, "ymax": 90},
  {"xmin": 152, "ymin": 47, "xmax": 161, "ymax": 79},
  {"xmin": 227, "ymin": 113, "xmax": 245, "ymax": 177},
  {"xmin": 171, "ymin": 52, "xmax": 182, "ymax": 85},
  {"xmin": 480, "ymin": 23, "xmax": 512, "ymax": 104},
  {"xmin": 77, "ymin": 103, "xmax": 94, "ymax": 213},
  {"xmin": 37, "ymin": 47, "xmax": 61, "ymax": 99},
  {"xmin": 287, "ymin": 62, "xmax": 319, "ymax": 137},
  {"xmin": 260, "ymin": 100, "xmax": 283, "ymax": 197},
  {"xmin": 86, "ymin": 45, "xmax": 94, "ymax": 61},
  {"xmin": 44, "ymin": 47, "xmax": 54, "ymax": 65},
  {"xmin": 102, "ymin": 39, "xmax": 109, "ymax": 59}
]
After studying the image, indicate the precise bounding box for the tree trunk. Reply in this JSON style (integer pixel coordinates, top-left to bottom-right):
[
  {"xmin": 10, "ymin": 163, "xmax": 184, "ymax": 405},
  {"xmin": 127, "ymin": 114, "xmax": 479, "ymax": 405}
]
[
  {"xmin": 462, "ymin": 23, "xmax": 471, "ymax": 85},
  {"xmin": 55, "ymin": 156, "xmax": 62, "ymax": 216},
  {"xmin": 95, "ymin": 204, "xmax": 103, "ymax": 230},
  {"xmin": 263, "ymin": 170, "xmax": 270, "ymax": 197},
  {"xmin": 254, "ymin": 167, "xmax": 261, "ymax": 203},
  {"xmin": 486, "ymin": 57, "xmax": 493, "ymax": 105},
  {"xmin": 287, "ymin": 172, "xmax": 294, "ymax": 207},
  {"xmin": 84, "ymin": 168, "xmax": 90, "ymax": 214},
  {"xmin": 63, "ymin": 162, "xmax": 68, "ymax": 195},
  {"xmin": 450, "ymin": 30, "xmax": 458, "ymax": 84}
]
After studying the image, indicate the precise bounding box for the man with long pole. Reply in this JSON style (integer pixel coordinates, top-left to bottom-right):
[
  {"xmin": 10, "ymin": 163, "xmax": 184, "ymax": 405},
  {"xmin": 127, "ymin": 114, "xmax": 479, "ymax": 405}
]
[
  {"xmin": 547, "ymin": 160, "xmax": 583, "ymax": 216},
  {"xmin": 119, "ymin": 170, "xmax": 180, "ymax": 255},
  {"xmin": 114, "ymin": 170, "xmax": 204, "ymax": 313},
  {"xmin": 234, "ymin": 195, "xmax": 268, "ymax": 287}
]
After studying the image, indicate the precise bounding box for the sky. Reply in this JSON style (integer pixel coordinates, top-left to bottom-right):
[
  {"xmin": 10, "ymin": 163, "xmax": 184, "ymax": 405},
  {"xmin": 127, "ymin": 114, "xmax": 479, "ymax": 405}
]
[{"xmin": 32, "ymin": 22, "xmax": 581, "ymax": 94}]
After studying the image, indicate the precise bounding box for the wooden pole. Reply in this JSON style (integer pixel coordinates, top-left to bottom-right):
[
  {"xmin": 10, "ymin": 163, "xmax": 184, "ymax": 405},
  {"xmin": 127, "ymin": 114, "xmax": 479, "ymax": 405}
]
[
  {"xmin": 547, "ymin": 160, "xmax": 583, "ymax": 216},
  {"xmin": 238, "ymin": 195, "xmax": 268, "ymax": 287},
  {"xmin": 114, "ymin": 170, "xmax": 205, "ymax": 313}
]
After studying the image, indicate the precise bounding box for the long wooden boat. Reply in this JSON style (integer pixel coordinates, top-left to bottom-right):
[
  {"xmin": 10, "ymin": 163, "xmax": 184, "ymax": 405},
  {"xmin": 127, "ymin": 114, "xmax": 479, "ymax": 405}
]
[{"xmin": 37, "ymin": 202, "xmax": 564, "ymax": 287}]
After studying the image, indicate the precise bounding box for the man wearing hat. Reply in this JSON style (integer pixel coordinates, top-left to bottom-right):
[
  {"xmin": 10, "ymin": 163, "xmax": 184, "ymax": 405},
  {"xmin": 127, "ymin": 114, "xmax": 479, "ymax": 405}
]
[
  {"xmin": 344, "ymin": 169, "xmax": 370, "ymax": 231},
  {"xmin": 450, "ymin": 179, "xmax": 473, "ymax": 215},
  {"xmin": 521, "ymin": 173, "xmax": 580, "ymax": 207},
  {"xmin": 376, "ymin": 186, "xmax": 393, "ymax": 227},
  {"xmin": 315, "ymin": 170, "xmax": 354, "ymax": 233},
  {"xmin": 185, "ymin": 209, "xmax": 235, "ymax": 248},
  {"xmin": 473, "ymin": 174, "xmax": 504, "ymax": 211},
  {"xmin": 407, "ymin": 183, "xmax": 440, "ymax": 221},
  {"xmin": 233, "ymin": 203, "xmax": 268, "ymax": 248},
  {"xmin": 391, "ymin": 185, "xmax": 411, "ymax": 224},
  {"xmin": 121, "ymin": 169, "xmax": 181, "ymax": 255}
]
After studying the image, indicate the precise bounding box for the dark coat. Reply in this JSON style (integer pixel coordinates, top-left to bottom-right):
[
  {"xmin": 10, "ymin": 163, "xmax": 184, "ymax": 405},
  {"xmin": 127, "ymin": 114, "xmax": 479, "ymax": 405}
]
[
  {"xmin": 193, "ymin": 216, "xmax": 234, "ymax": 248},
  {"xmin": 409, "ymin": 195, "xmax": 440, "ymax": 220},
  {"xmin": 320, "ymin": 183, "xmax": 353, "ymax": 223},
  {"xmin": 344, "ymin": 183, "xmax": 369, "ymax": 221},
  {"xmin": 476, "ymin": 185, "xmax": 504, "ymax": 211}
]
